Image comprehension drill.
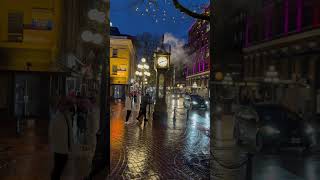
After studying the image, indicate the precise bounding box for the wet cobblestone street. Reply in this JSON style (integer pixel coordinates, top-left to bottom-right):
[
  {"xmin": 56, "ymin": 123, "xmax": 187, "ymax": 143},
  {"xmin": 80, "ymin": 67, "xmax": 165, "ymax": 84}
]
[{"xmin": 109, "ymin": 98, "xmax": 210, "ymax": 179}]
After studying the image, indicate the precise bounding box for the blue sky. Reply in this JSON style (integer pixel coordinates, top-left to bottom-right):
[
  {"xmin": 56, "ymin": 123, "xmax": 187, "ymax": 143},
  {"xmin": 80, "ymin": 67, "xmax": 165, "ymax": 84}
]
[{"xmin": 110, "ymin": 0, "xmax": 209, "ymax": 40}]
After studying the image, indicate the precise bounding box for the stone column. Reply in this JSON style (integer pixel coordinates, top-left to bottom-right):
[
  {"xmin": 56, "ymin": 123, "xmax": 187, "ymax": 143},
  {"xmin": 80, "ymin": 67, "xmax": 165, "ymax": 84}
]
[
  {"xmin": 294, "ymin": 57, "xmax": 301, "ymax": 78},
  {"xmin": 261, "ymin": 54, "xmax": 266, "ymax": 75},
  {"xmin": 245, "ymin": 57, "xmax": 249, "ymax": 79},
  {"xmin": 249, "ymin": 56, "xmax": 254, "ymax": 79},
  {"xmin": 281, "ymin": 58, "xmax": 289, "ymax": 80},
  {"xmin": 255, "ymin": 54, "xmax": 261, "ymax": 78}
]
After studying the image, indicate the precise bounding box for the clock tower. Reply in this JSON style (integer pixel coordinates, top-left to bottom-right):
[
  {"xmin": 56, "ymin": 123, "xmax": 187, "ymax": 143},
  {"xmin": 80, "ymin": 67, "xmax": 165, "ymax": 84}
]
[{"xmin": 153, "ymin": 36, "xmax": 171, "ymax": 117}]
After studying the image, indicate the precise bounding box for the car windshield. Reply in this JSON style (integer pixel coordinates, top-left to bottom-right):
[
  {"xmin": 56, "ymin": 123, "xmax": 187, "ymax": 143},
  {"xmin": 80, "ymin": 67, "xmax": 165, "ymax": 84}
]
[{"xmin": 190, "ymin": 95, "xmax": 203, "ymax": 101}]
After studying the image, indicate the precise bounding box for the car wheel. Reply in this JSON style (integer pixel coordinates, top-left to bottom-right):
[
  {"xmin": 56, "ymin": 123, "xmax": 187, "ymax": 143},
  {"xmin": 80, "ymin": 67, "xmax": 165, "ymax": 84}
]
[{"xmin": 255, "ymin": 133, "xmax": 265, "ymax": 153}]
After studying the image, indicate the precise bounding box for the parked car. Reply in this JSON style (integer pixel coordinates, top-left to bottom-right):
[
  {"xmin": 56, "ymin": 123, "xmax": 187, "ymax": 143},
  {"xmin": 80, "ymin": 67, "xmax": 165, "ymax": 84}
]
[
  {"xmin": 233, "ymin": 104, "xmax": 317, "ymax": 152},
  {"xmin": 183, "ymin": 95, "xmax": 208, "ymax": 110}
]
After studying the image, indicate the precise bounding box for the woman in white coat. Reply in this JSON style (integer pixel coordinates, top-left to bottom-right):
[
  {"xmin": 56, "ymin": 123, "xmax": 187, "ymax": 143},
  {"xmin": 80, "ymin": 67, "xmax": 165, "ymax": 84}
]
[
  {"xmin": 125, "ymin": 94, "xmax": 133, "ymax": 124},
  {"xmin": 49, "ymin": 97, "xmax": 74, "ymax": 180}
]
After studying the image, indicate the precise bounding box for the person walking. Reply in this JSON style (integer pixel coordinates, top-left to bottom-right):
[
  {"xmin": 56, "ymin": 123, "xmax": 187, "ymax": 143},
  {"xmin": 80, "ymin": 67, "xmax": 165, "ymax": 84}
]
[
  {"xmin": 136, "ymin": 93, "xmax": 149, "ymax": 122},
  {"xmin": 49, "ymin": 97, "xmax": 74, "ymax": 180},
  {"xmin": 125, "ymin": 93, "xmax": 133, "ymax": 124}
]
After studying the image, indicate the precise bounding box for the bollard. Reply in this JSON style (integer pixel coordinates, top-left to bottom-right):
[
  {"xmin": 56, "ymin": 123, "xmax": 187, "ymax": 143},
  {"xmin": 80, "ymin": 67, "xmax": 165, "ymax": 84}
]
[{"xmin": 246, "ymin": 153, "xmax": 253, "ymax": 180}]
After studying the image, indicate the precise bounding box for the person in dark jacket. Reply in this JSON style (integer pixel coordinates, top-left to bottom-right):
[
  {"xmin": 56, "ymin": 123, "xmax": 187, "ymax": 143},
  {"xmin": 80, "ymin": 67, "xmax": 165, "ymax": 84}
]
[{"xmin": 136, "ymin": 93, "xmax": 149, "ymax": 122}]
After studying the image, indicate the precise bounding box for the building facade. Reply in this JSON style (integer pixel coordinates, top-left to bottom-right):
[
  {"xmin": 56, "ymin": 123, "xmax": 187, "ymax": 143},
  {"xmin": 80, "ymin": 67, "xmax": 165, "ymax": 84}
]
[
  {"xmin": 185, "ymin": 7, "xmax": 210, "ymax": 97},
  {"xmin": 0, "ymin": 0, "xmax": 66, "ymax": 120},
  {"xmin": 243, "ymin": 0, "xmax": 320, "ymax": 114},
  {"xmin": 110, "ymin": 32, "xmax": 136, "ymax": 99},
  {"xmin": 0, "ymin": 0, "xmax": 95, "ymax": 120}
]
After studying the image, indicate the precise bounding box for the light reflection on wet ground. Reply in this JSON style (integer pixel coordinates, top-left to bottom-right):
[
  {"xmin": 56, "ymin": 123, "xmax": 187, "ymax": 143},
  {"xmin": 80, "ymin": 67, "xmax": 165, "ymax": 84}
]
[{"xmin": 110, "ymin": 97, "xmax": 210, "ymax": 179}]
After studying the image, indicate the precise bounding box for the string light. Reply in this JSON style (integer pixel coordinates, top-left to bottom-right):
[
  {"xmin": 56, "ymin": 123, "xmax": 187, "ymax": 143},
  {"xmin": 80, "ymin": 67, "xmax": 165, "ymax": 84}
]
[{"xmin": 132, "ymin": 0, "xmax": 209, "ymax": 24}]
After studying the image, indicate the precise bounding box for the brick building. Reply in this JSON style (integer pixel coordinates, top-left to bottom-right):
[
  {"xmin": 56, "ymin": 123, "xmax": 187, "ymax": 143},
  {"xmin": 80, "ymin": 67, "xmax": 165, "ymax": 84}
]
[
  {"xmin": 185, "ymin": 7, "xmax": 210, "ymax": 97},
  {"xmin": 243, "ymin": 0, "xmax": 320, "ymax": 114}
]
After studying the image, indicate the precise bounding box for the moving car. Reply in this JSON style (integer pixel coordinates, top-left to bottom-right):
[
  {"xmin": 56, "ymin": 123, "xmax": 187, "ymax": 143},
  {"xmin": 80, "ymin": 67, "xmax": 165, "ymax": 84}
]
[
  {"xmin": 183, "ymin": 95, "xmax": 208, "ymax": 110},
  {"xmin": 233, "ymin": 104, "xmax": 317, "ymax": 152}
]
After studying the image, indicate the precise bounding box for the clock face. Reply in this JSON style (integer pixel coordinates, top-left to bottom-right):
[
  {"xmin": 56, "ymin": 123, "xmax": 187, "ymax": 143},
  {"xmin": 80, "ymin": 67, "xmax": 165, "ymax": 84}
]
[{"xmin": 157, "ymin": 56, "xmax": 168, "ymax": 67}]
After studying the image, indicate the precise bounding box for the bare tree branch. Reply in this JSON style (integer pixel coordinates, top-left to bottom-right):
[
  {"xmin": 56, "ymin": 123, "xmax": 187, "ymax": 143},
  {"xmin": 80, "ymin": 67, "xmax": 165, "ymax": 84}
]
[{"xmin": 172, "ymin": 0, "xmax": 210, "ymax": 21}]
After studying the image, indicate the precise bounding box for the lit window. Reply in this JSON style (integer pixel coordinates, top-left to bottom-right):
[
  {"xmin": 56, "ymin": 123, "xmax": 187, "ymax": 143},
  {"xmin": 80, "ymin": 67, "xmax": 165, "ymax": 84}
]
[{"xmin": 206, "ymin": 24, "xmax": 210, "ymax": 32}]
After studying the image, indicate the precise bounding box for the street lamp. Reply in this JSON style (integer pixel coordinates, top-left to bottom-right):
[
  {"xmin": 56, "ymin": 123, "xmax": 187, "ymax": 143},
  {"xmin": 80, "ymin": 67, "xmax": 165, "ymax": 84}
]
[
  {"xmin": 135, "ymin": 57, "xmax": 151, "ymax": 94},
  {"xmin": 223, "ymin": 73, "xmax": 233, "ymax": 85},
  {"xmin": 264, "ymin": 65, "xmax": 279, "ymax": 103},
  {"xmin": 192, "ymin": 82, "xmax": 198, "ymax": 88}
]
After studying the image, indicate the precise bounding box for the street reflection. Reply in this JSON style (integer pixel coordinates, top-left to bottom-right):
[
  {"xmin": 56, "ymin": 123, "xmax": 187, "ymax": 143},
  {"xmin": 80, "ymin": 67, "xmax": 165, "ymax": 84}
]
[
  {"xmin": 110, "ymin": 98, "xmax": 210, "ymax": 179},
  {"xmin": 111, "ymin": 102, "xmax": 124, "ymax": 148}
]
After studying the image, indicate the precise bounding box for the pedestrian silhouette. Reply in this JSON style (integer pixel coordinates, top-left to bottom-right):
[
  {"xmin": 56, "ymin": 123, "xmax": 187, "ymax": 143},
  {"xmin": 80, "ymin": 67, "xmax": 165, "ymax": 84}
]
[
  {"xmin": 49, "ymin": 97, "xmax": 74, "ymax": 180},
  {"xmin": 137, "ymin": 93, "xmax": 149, "ymax": 123},
  {"xmin": 125, "ymin": 93, "xmax": 133, "ymax": 124}
]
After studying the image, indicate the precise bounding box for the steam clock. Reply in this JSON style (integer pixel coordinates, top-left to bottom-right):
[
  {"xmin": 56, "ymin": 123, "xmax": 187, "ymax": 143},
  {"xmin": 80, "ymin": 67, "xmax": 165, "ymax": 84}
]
[{"xmin": 154, "ymin": 42, "xmax": 171, "ymax": 116}]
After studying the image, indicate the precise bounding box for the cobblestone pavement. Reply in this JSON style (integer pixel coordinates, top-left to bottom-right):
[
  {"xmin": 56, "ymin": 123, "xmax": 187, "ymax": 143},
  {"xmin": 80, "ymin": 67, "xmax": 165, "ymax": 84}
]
[
  {"xmin": 0, "ymin": 97, "xmax": 210, "ymax": 180},
  {"xmin": 109, "ymin": 97, "xmax": 210, "ymax": 179}
]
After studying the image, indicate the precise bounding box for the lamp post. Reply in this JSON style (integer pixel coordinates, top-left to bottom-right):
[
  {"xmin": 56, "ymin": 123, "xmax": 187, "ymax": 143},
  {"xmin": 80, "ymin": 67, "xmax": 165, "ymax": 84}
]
[
  {"xmin": 80, "ymin": 1, "xmax": 110, "ymax": 178},
  {"xmin": 135, "ymin": 58, "xmax": 150, "ymax": 95},
  {"xmin": 264, "ymin": 65, "xmax": 279, "ymax": 103}
]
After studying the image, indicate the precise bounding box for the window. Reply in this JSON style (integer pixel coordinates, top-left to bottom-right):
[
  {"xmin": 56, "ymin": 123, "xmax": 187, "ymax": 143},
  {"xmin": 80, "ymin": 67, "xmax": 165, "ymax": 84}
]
[
  {"xmin": 8, "ymin": 12, "xmax": 23, "ymax": 42},
  {"xmin": 112, "ymin": 49, "xmax": 118, "ymax": 57},
  {"xmin": 288, "ymin": 0, "xmax": 297, "ymax": 32},
  {"xmin": 302, "ymin": 0, "xmax": 313, "ymax": 28},
  {"xmin": 206, "ymin": 51, "xmax": 209, "ymax": 58},
  {"xmin": 273, "ymin": 1, "xmax": 285, "ymax": 36}
]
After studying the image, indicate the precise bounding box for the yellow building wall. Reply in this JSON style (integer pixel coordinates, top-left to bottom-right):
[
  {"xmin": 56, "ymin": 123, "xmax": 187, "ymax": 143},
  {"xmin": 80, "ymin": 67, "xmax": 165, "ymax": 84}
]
[
  {"xmin": 0, "ymin": 0, "xmax": 62, "ymax": 72},
  {"xmin": 110, "ymin": 38, "xmax": 135, "ymax": 85}
]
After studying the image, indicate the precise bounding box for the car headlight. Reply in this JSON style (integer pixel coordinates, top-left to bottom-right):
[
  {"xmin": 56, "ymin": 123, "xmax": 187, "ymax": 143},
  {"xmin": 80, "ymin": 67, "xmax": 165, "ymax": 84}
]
[
  {"xmin": 205, "ymin": 101, "xmax": 209, "ymax": 105},
  {"xmin": 305, "ymin": 125, "xmax": 315, "ymax": 134},
  {"xmin": 264, "ymin": 126, "xmax": 280, "ymax": 135},
  {"xmin": 192, "ymin": 101, "xmax": 198, "ymax": 105}
]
